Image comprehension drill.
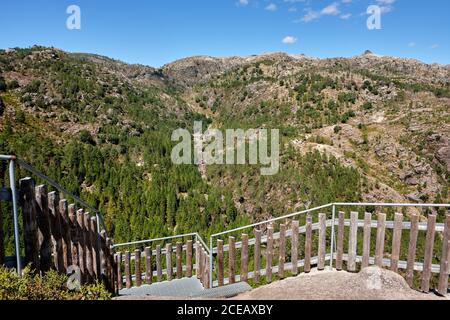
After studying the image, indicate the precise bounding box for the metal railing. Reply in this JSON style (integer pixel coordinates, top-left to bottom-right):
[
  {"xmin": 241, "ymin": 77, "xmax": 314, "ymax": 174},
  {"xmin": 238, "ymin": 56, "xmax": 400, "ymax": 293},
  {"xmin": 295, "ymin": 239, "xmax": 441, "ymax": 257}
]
[
  {"xmin": 208, "ymin": 202, "xmax": 450, "ymax": 289},
  {"xmin": 0, "ymin": 154, "xmax": 109, "ymax": 275},
  {"xmin": 113, "ymin": 232, "xmax": 210, "ymax": 254}
]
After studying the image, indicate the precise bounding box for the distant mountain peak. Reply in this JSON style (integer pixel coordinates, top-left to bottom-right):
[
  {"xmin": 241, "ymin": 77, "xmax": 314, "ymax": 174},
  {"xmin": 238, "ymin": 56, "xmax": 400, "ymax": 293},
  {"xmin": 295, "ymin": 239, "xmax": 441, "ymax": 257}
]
[{"xmin": 363, "ymin": 50, "xmax": 374, "ymax": 56}]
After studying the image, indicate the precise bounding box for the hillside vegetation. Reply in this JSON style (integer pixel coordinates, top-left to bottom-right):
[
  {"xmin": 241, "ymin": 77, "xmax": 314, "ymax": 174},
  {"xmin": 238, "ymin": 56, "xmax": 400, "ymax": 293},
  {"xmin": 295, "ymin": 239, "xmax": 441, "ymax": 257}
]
[{"xmin": 0, "ymin": 46, "xmax": 449, "ymax": 251}]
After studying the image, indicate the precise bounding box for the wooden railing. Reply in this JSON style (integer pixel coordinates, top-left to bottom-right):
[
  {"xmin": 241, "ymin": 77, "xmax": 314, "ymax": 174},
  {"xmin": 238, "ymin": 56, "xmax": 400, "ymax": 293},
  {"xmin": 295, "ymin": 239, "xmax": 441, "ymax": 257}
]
[
  {"xmin": 15, "ymin": 177, "xmax": 117, "ymax": 292},
  {"xmin": 211, "ymin": 211, "xmax": 450, "ymax": 296},
  {"xmin": 114, "ymin": 234, "xmax": 211, "ymax": 290}
]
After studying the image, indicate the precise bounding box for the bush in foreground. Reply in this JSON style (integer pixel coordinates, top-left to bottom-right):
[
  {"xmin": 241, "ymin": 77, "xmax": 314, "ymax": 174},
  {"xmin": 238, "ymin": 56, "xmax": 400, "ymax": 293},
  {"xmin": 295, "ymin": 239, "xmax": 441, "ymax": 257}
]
[{"xmin": 0, "ymin": 266, "xmax": 111, "ymax": 300}]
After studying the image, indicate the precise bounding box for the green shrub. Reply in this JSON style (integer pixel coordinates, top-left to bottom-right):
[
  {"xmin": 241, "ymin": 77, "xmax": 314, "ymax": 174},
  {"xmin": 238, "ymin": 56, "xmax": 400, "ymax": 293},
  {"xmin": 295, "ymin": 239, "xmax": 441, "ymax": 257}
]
[{"xmin": 0, "ymin": 266, "xmax": 111, "ymax": 300}]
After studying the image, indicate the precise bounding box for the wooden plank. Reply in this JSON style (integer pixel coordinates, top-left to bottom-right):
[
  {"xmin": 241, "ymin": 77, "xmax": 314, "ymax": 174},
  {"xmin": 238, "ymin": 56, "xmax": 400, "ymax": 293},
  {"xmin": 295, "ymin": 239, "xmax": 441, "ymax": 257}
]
[
  {"xmin": 203, "ymin": 249, "xmax": 209, "ymax": 288},
  {"xmin": 391, "ymin": 213, "xmax": 404, "ymax": 272},
  {"xmin": 48, "ymin": 191, "xmax": 64, "ymax": 273},
  {"xmin": 229, "ymin": 236, "xmax": 236, "ymax": 284},
  {"xmin": 348, "ymin": 211, "xmax": 358, "ymax": 272},
  {"xmin": 198, "ymin": 246, "xmax": 204, "ymax": 284},
  {"xmin": 374, "ymin": 213, "xmax": 386, "ymax": 267},
  {"xmin": 59, "ymin": 199, "xmax": 72, "ymax": 271},
  {"xmin": 195, "ymin": 242, "xmax": 201, "ymax": 279},
  {"xmin": 144, "ymin": 247, "xmax": 152, "ymax": 284},
  {"xmin": 318, "ymin": 213, "xmax": 326, "ymax": 270},
  {"xmin": 291, "ymin": 221, "xmax": 299, "ymax": 275},
  {"xmin": 166, "ymin": 243, "xmax": 173, "ymax": 281},
  {"xmin": 362, "ymin": 212, "xmax": 372, "ymax": 269},
  {"xmin": 421, "ymin": 214, "xmax": 436, "ymax": 293},
  {"xmin": 266, "ymin": 226, "xmax": 273, "ymax": 283},
  {"xmin": 438, "ymin": 214, "xmax": 450, "ymax": 296},
  {"xmin": 176, "ymin": 242, "xmax": 182, "ymax": 279},
  {"xmin": 76, "ymin": 209, "xmax": 86, "ymax": 283},
  {"xmin": 68, "ymin": 204, "xmax": 79, "ymax": 268},
  {"xmin": 124, "ymin": 250, "xmax": 131, "ymax": 289},
  {"xmin": 217, "ymin": 239, "xmax": 224, "ymax": 286},
  {"xmin": 19, "ymin": 178, "xmax": 40, "ymax": 271},
  {"xmin": 254, "ymin": 229, "xmax": 261, "ymax": 282},
  {"xmin": 336, "ymin": 212, "xmax": 345, "ymax": 271},
  {"xmin": 156, "ymin": 245, "xmax": 162, "ymax": 282},
  {"xmin": 405, "ymin": 213, "xmax": 419, "ymax": 287},
  {"xmin": 186, "ymin": 240, "xmax": 193, "ymax": 278},
  {"xmin": 106, "ymin": 238, "xmax": 115, "ymax": 292},
  {"xmin": 135, "ymin": 249, "xmax": 141, "ymax": 287},
  {"xmin": 35, "ymin": 185, "xmax": 53, "ymax": 273},
  {"xmin": 241, "ymin": 234, "xmax": 249, "ymax": 282},
  {"xmin": 100, "ymin": 230, "xmax": 108, "ymax": 286},
  {"xmin": 84, "ymin": 212, "xmax": 94, "ymax": 281},
  {"xmin": 116, "ymin": 252, "xmax": 122, "ymax": 290},
  {"xmin": 304, "ymin": 215, "xmax": 312, "ymax": 273},
  {"xmin": 278, "ymin": 224, "xmax": 286, "ymax": 278},
  {"xmin": 90, "ymin": 216, "xmax": 100, "ymax": 279}
]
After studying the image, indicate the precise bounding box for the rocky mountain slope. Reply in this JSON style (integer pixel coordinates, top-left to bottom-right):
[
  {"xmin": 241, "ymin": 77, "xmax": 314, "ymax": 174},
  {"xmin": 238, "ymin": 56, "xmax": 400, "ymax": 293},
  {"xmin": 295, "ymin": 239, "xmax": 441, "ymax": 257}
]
[{"xmin": 0, "ymin": 46, "xmax": 449, "ymax": 242}]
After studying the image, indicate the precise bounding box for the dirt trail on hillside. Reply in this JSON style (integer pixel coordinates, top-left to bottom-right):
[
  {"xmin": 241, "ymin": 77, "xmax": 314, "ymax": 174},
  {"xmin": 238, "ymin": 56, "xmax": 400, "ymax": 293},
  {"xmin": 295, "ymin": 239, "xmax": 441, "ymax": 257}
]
[{"xmin": 233, "ymin": 267, "xmax": 447, "ymax": 300}]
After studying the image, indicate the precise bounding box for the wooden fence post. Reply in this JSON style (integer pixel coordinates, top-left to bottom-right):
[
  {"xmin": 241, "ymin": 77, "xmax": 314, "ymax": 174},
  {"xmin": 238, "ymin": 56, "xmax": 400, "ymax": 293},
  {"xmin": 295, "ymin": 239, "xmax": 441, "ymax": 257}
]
[
  {"xmin": 438, "ymin": 214, "xmax": 450, "ymax": 296},
  {"xmin": 135, "ymin": 249, "xmax": 141, "ymax": 287},
  {"xmin": 229, "ymin": 236, "xmax": 236, "ymax": 284},
  {"xmin": 166, "ymin": 243, "xmax": 173, "ymax": 281},
  {"xmin": 348, "ymin": 211, "xmax": 358, "ymax": 272},
  {"xmin": 362, "ymin": 212, "xmax": 372, "ymax": 269},
  {"xmin": 68, "ymin": 204, "xmax": 79, "ymax": 268},
  {"xmin": 421, "ymin": 214, "xmax": 436, "ymax": 293},
  {"xmin": 186, "ymin": 240, "xmax": 193, "ymax": 278},
  {"xmin": 59, "ymin": 199, "xmax": 72, "ymax": 271},
  {"xmin": 145, "ymin": 247, "xmax": 152, "ymax": 285},
  {"xmin": 217, "ymin": 239, "xmax": 224, "ymax": 286},
  {"xmin": 116, "ymin": 252, "xmax": 122, "ymax": 290},
  {"xmin": 375, "ymin": 213, "xmax": 386, "ymax": 267},
  {"xmin": 203, "ymin": 248, "xmax": 209, "ymax": 288},
  {"xmin": 156, "ymin": 244, "xmax": 162, "ymax": 282},
  {"xmin": 124, "ymin": 250, "xmax": 131, "ymax": 289},
  {"xmin": 176, "ymin": 242, "xmax": 182, "ymax": 279},
  {"xmin": 99, "ymin": 230, "xmax": 107, "ymax": 282},
  {"xmin": 318, "ymin": 214, "xmax": 326, "ymax": 270},
  {"xmin": 195, "ymin": 242, "xmax": 200, "ymax": 279},
  {"xmin": 84, "ymin": 212, "xmax": 94, "ymax": 281},
  {"xmin": 48, "ymin": 191, "xmax": 64, "ymax": 272},
  {"xmin": 291, "ymin": 221, "xmax": 299, "ymax": 275},
  {"xmin": 35, "ymin": 185, "xmax": 52, "ymax": 273},
  {"xmin": 304, "ymin": 215, "xmax": 312, "ymax": 273},
  {"xmin": 90, "ymin": 217, "xmax": 100, "ymax": 279},
  {"xmin": 266, "ymin": 225, "xmax": 273, "ymax": 283},
  {"xmin": 198, "ymin": 246, "xmax": 204, "ymax": 284},
  {"xmin": 19, "ymin": 178, "xmax": 40, "ymax": 272},
  {"xmin": 76, "ymin": 209, "xmax": 86, "ymax": 283},
  {"xmin": 391, "ymin": 213, "xmax": 403, "ymax": 272},
  {"xmin": 241, "ymin": 234, "xmax": 249, "ymax": 282},
  {"xmin": 405, "ymin": 213, "xmax": 419, "ymax": 287},
  {"xmin": 278, "ymin": 225, "xmax": 286, "ymax": 278},
  {"xmin": 336, "ymin": 212, "xmax": 345, "ymax": 271},
  {"xmin": 254, "ymin": 229, "xmax": 261, "ymax": 282}
]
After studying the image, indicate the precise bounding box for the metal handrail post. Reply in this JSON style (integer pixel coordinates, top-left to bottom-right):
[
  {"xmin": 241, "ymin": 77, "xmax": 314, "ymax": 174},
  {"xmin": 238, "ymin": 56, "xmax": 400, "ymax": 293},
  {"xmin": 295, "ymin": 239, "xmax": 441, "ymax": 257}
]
[
  {"xmin": 9, "ymin": 159, "xmax": 22, "ymax": 274},
  {"xmin": 329, "ymin": 204, "xmax": 336, "ymax": 268}
]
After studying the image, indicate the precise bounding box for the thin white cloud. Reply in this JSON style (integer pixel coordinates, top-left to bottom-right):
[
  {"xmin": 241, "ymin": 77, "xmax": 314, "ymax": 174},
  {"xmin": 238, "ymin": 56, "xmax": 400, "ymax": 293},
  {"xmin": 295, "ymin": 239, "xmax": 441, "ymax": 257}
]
[
  {"xmin": 321, "ymin": 3, "xmax": 340, "ymax": 15},
  {"xmin": 282, "ymin": 36, "xmax": 298, "ymax": 44},
  {"xmin": 237, "ymin": 0, "xmax": 249, "ymax": 7},
  {"xmin": 299, "ymin": 2, "xmax": 340, "ymax": 23},
  {"xmin": 431, "ymin": 44, "xmax": 439, "ymax": 49},
  {"xmin": 265, "ymin": 3, "xmax": 277, "ymax": 11},
  {"xmin": 408, "ymin": 42, "xmax": 416, "ymax": 48},
  {"xmin": 340, "ymin": 13, "xmax": 352, "ymax": 20}
]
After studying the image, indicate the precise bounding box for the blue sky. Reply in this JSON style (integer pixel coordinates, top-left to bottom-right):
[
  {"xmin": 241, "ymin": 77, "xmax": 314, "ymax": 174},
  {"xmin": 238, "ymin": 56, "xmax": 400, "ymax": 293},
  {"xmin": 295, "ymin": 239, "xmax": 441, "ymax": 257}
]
[{"xmin": 0, "ymin": 0, "xmax": 449, "ymax": 67}]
